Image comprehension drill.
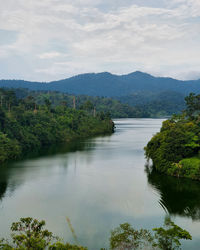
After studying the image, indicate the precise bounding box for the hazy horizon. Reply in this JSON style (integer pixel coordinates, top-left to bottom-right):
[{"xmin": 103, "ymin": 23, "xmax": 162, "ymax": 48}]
[{"xmin": 0, "ymin": 70, "xmax": 200, "ymax": 82}]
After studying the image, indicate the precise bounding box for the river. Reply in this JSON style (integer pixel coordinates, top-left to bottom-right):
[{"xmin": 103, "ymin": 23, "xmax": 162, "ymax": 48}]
[{"xmin": 0, "ymin": 118, "xmax": 200, "ymax": 249}]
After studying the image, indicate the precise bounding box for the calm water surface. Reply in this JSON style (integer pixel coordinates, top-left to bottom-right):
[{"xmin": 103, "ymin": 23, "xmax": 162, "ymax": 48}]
[{"xmin": 0, "ymin": 119, "xmax": 200, "ymax": 249}]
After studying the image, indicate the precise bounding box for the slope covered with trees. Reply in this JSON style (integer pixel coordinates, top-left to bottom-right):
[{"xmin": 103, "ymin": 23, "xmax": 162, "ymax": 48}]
[
  {"xmin": 145, "ymin": 93, "xmax": 200, "ymax": 180},
  {"xmin": 0, "ymin": 89, "xmax": 114, "ymax": 164},
  {"xmin": 0, "ymin": 71, "xmax": 196, "ymax": 117},
  {"xmin": 12, "ymin": 88, "xmax": 150, "ymax": 118},
  {"xmin": 117, "ymin": 91, "xmax": 185, "ymax": 117},
  {"xmin": 3, "ymin": 88, "xmax": 184, "ymax": 118},
  {"xmin": 0, "ymin": 71, "xmax": 200, "ymax": 97}
]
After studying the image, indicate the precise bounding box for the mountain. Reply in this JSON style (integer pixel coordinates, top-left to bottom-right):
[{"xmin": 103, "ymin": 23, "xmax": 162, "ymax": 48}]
[{"xmin": 0, "ymin": 71, "xmax": 200, "ymax": 97}]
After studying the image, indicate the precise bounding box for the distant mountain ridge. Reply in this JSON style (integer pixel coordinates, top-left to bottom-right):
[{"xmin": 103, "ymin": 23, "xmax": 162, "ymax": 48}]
[{"xmin": 0, "ymin": 71, "xmax": 200, "ymax": 97}]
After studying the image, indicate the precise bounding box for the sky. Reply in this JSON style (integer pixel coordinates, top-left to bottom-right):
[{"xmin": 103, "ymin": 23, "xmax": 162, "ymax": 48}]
[{"xmin": 0, "ymin": 0, "xmax": 200, "ymax": 81}]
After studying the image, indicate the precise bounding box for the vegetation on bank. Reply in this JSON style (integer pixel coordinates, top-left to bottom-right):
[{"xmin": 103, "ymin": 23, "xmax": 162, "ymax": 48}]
[
  {"xmin": 0, "ymin": 89, "xmax": 114, "ymax": 164},
  {"xmin": 145, "ymin": 93, "xmax": 200, "ymax": 180},
  {"xmin": 0, "ymin": 217, "xmax": 192, "ymax": 249}
]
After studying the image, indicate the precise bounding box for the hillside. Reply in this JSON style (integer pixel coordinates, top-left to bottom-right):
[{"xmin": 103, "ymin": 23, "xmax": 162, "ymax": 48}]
[
  {"xmin": 12, "ymin": 88, "xmax": 149, "ymax": 118},
  {"xmin": 7, "ymin": 88, "xmax": 184, "ymax": 118},
  {"xmin": 1, "ymin": 71, "xmax": 200, "ymax": 97}
]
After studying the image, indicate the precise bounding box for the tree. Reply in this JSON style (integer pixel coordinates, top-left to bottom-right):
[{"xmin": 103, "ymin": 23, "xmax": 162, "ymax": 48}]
[
  {"xmin": 109, "ymin": 218, "xmax": 192, "ymax": 250},
  {"xmin": 109, "ymin": 223, "xmax": 154, "ymax": 250},
  {"xmin": 0, "ymin": 217, "xmax": 87, "ymax": 250},
  {"xmin": 185, "ymin": 93, "xmax": 200, "ymax": 118},
  {"xmin": 153, "ymin": 217, "xmax": 192, "ymax": 250},
  {"xmin": 44, "ymin": 98, "xmax": 52, "ymax": 111},
  {"xmin": 0, "ymin": 108, "xmax": 5, "ymax": 130},
  {"xmin": 80, "ymin": 100, "xmax": 94, "ymax": 112}
]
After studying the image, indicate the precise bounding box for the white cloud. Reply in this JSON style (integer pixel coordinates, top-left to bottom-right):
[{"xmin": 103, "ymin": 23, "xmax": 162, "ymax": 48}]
[
  {"xmin": 0, "ymin": 0, "xmax": 200, "ymax": 81},
  {"xmin": 38, "ymin": 52, "xmax": 68, "ymax": 59}
]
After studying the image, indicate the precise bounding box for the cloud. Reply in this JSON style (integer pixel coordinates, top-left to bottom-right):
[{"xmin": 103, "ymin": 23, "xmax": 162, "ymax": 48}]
[
  {"xmin": 38, "ymin": 52, "xmax": 68, "ymax": 59},
  {"xmin": 0, "ymin": 0, "xmax": 199, "ymax": 81}
]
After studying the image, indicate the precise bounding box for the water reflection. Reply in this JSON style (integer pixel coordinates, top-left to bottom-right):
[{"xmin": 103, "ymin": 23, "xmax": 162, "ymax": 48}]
[
  {"xmin": 0, "ymin": 182, "xmax": 7, "ymax": 201},
  {"xmin": 0, "ymin": 165, "xmax": 10, "ymax": 201},
  {"xmin": 146, "ymin": 166, "xmax": 200, "ymax": 221},
  {"xmin": 1, "ymin": 118, "xmax": 200, "ymax": 249},
  {"xmin": 0, "ymin": 139, "xmax": 95, "ymax": 204}
]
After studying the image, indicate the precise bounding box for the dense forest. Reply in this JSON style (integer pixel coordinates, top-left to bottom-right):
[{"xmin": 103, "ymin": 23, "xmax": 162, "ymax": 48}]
[
  {"xmin": 1, "ymin": 71, "xmax": 200, "ymax": 96},
  {"xmin": 2, "ymin": 88, "xmax": 185, "ymax": 118},
  {"xmin": 12, "ymin": 88, "xmax": 150, "ymax": 118},
  {"xmin": 0, "ymin": 71, "xmax": 199, "ymax": 118},
  {"xmin": 145, "ymin": 93, "xmax": 200, "ymax": 180},
  {"xmin": 117, "ymin": 90, "xmax": 185, "ymax": 117},
  {"xmin": 0, "ymin": 89, "xmax": 114, "ymax": 164}
]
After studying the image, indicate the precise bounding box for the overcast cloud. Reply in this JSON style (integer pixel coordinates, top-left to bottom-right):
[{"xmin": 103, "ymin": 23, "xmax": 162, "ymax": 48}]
[{"xmin": 0, "ymin": 0, "xmax": 200, "ymax": 81}]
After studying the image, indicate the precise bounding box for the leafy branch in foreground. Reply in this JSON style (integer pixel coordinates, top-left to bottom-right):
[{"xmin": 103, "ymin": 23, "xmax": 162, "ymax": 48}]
[
  {"xmin": 110, "ymin": 223, "xmax": 154, "ymax": 249},
  {"xmin": 0, "ymin": 217, "xmax": 87, "ymax": 250},
  {"xmin": 0, "ymin": 217, "xmax": 192, "ymax": 250},
  {"xmin": 153, "ymin": 217, "xmax": 192, "ymax": 250},
  {"xmin": 110, "ymin": 216, "xmax": 192, "ymax": 250}
]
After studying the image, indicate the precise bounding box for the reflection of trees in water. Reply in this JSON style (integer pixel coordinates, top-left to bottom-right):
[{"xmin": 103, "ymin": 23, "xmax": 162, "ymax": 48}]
[
  {"xmin": 0, "ymin": 139, "xmax": 97, "ymax": 203},
  {"xmin": 146, "ymin": 165, "xmax": 200, "ymax": 221},
  {"xmin": 23, "ymin": 139, "xmax": 94, "ymax": 160},
  {"xmin": 0, "ymin": 165, "xmax": 10, "ymax": 201},
  {"xmin": 0, "ymin": 182, "xmax": 7, "ymax": 201}
]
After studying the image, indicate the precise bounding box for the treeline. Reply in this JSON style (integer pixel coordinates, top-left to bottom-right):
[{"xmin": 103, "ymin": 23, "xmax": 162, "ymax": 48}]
[
  {"xmin": 14, "ymin": 88, "xmax": 186, "ymax": 118},
  {"xmin": 117, "ymin": 91, "xmax": 185, "ymax": 117},
  {"xmin": 145, "ymin": 93, "xmax": 200, "ymax": 180},
  {"xmin": 12, "ymin": 88, "xmax": 150, "ymax": 118},
  {"xmin": 0, "ymin": 89, "xmax": 114, "ymax": 164},
  {"xmin": 9, "ymin": 88, "xmax": 184, "ymax": 118}
]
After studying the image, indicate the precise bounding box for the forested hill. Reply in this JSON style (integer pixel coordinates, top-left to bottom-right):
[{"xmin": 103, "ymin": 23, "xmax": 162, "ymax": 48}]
[
  {"xmin": 1, "ymin": 71, "xmax": 200, "ymax": 97},
  {"xmin": 11, "ymin": 88, "xmax": 185, "ymax": 117}
]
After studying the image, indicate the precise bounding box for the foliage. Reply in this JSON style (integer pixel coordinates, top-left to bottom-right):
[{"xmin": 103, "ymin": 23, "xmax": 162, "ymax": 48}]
[
  {"xmin": 12, "ymin": 88, "xmax": 151, "ymax": 118},
  {"xmin": 109, "ymin": 223, "xmax": 154, "ymax": 249},
  {"xmin": 1, "ymin": 87, "xmax": 187, "ymax": 118},
  {"xmin": 0, "ymin": 89, "xmax": 114, "ymax": 164},
  {"xmin": 0, "ymin": 217, "xmax": 192, "ymax": 250},
  {"xmin": 0, "ymin": 132, "xmax": 21, "ymax": 162},
  {"xmin": 1, "ymin": 70, "xmax": 196, "ymax": 117},
  {"xmin": 49, "ymin": 242, "xmax": 87, "ymax": 250},
  {"xmin": 0, "ymin": 217, "xmax": 87, "ymax": 250},
  {"xmin": 185, "ymin": 93, "xmax": 200, "ymax": 118},
  {"xmin": 109, "ymin": 217, "xmax": 192, "ymax": 250},
  {"xmin": 153, "ymin": 217, "xmax": 192, "ymax": 250},
  {"xmin": 118, "ymin": 91, "xmax": 185, "ymax": 117},
  {"xmin": 10, "ymin": 217, "xmax": 54, "ymax": 249},
  {"xmin": 145, "ymin": 93, "xmax": 200, "ymax": 180},
  {"xmin": 169, "ymin": 157, "xmax": 200, "ymax": 180}
]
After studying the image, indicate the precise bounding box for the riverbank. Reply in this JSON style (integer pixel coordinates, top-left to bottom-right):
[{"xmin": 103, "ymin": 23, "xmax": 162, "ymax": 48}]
[
  {"xmin": 0, "ymin": 112, "xmax": 114, "ymax": 164},
  {"xmin": 0, "ymin": 118, "xmax": 199, "ymax": 249},
  {"xmin": 0, "ymin": 89, "xmax": 114, "ymax": 164},
  {"xmin": 145, "ymin": 118, "xmax": 200, "ymax": 180},
  {"xmin": 145, "ymin": 94, "xmax": 200, "ymax": 181}
]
